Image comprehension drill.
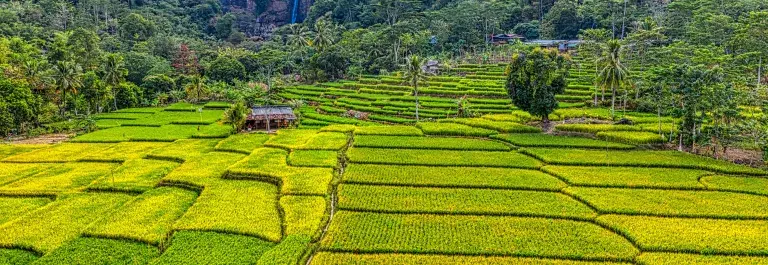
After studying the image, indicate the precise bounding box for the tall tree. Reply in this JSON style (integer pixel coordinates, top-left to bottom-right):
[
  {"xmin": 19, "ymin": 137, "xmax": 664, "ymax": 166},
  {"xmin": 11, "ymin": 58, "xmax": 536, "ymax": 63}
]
[
  {"xmin": 596, "ymin": 39, "xmax": 629, "ymax": 120},
  {"xmin": 102, "ymin": 53, "xmax": 128, "ymax": 110},
  {"xmin": 185, "ymin": 75, "xmax": 208, "ymax": 103},
  {"xmin": 402, "ymin": 55, "xmax": 428, "ymax": 121},
  {"xmin": 506, "ymin": 48, "xmax": 571, "ymax": 123},
  {"xmin": 53, "ymin": 61, "xmax": 83, "ymax": 116}
]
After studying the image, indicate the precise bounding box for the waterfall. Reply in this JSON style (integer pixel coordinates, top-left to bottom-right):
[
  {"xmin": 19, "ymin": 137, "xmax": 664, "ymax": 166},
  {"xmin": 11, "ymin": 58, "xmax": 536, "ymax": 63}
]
[{"xmin": 290, "ymin": 0, "xmax": 299, "ymax": 24}]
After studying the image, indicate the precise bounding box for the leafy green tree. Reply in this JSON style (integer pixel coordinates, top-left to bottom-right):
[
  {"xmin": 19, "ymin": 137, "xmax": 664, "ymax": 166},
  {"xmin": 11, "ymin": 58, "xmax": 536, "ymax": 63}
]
[
  {"xmin": 102, "ymin": 53, "xmax": 128, "ymax": 110},
  {"xmin": 52, "ymin": 60, "xmax": 83, "ymax": 116},
  {"xmin": 81, "ymin": 71, "xmax": 110, "ymax": 114},
  {"xmin": 119, "ymin": 13, "xmax": 156, "ymax": 42},
  {"xmin": 222, "ymin": 101, "xmax": 248, "ymax": 132},
  {"xmin": 578, "ymin": 28, "xmax": 611, "ymax": 106},
  {"xmin": 114, "ymin": 82, "xmax": 142, "ymax": 108},
  {"xmin": 207, "ymin": 55, "xmax": 246, "ymax": 83},
  {"xmin": 67, "ymin": 28, "xmax": 101, "ymax": 70},
  {"xmin": 403, "ymin": 55, "xmax": 429, "ymax": 121},
  {"xmin": 141, "ymin": 74, "xmax": 175, "ymax": 102},
  {"xmin": 513, "ymin": 21, "xmax": 540, "ymax": 40},
  {"xmin": 0, "ymin": 76, "xmax": 39, "ymax": 136},
  {"xmin": 596, "ymin": 39, "xmax": 629, "ymax": 120},
  {"xmin": 506, "ymin": 48, "xmax": 570, "ymax": 123},
  {"xmin": 185, "ymin": 75, "xmax": 208, "ymax": 103},
  {"xmin": 541, "ymin": 0, "xmax": 582, "ymax": 39}
]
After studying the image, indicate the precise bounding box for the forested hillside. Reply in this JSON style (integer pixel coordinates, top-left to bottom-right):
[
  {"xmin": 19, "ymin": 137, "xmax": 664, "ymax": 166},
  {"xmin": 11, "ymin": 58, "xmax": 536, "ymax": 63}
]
[{"xmin": 0, "ymin": 0, "xmax": 766, "ymax": 140}]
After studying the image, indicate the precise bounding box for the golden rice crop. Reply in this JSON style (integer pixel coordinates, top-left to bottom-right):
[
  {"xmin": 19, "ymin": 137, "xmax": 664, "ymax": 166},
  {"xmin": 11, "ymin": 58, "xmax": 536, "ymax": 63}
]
[
  {"xmin": 636, "ymin": 252, "xmax": 768, "ymax": 265},
  {"xmin": 353, "ymin": 136, "xmax": 510, "ymax": 151},
  {"xmin": 214, "ymin": 133, "xmax": 271, "ymax": 154},
  {"xmin": 30, "ymin": 237, "xmax": 159, "ymax": 265},
  {"xmin": 0, "ymin": 162, "xmax": 58, "ymax": 186},
  {"xmin": 227, "ymin": 148, "xmax": 333, "ymax": 195},
  {"xmin": 79, "ymin": 142, "xmax": 169, "ymax": 162},
  {"xmin": 0, "ymin": 162, "xmax": 118, "ymax": 195},
  {"xmin": 163, "ymin": 152, "xmax": 246, "ymax": 187},
  {"xmin": 2, "ymin": 143, "xmax": 114, "ymax": 163},
  {"xmin": 492, "ymin": 133, "xmax": 634, "ymax": 149},
  {"xmin": 145, "ymin": 139, "xmax": 220, "ymax": 162},
  {"xmin": 311, "ymin": 253, "xmax": 626, "ymax": 265},
  {"xmin": 353, "ymin": 126, "xmax": 423, "ymax": 136},
  {"xmin": 700, "ymin": 175, "xmax": 768, "ymax": 196},
  {"xmin": 88, "ymin": 159, "xmax": 179, "ymax": 193},
  {"xmin": 347, "ymin": 148, "xmax": 542, "ymax": 169},
  {"xmin": 415, "ymin": 122, "xmax": 497, "ymax": 137},
  {"xmin": 280, "ymin": 195, "xmax": 327, "ymax": 239},
  {"xmin": 0, "ymin": 197, "xmax": 52, "ymax": 224},
  {"xmin": 152, "ymin": 231, "xmax": 274, "ymax": 265},
  {"xmin": 541, "ymin": 166, "xmax": 709, "ymax": 189},
  {"xmin": 287, "ymin": 150, "xmax": 338, "ymax": 168}
]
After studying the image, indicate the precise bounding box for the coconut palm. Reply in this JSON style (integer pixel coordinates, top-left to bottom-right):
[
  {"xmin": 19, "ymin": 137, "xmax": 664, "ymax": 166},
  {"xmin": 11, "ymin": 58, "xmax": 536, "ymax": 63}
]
[
  {"xmin": 102, "ymin": 53, "xmax": 127, "ymax": 110},
  {"xmin": 287, "ymin": 24, "xmax": 310, "ymax": 48},
  {"xmin": 222, "ymin": 101, "xmax": 248, "ymax": 132},
  {"xmin": 53, "ymin": 61, "xmax": 83, "ymax": 116},
  {"xmin": 185, "ymin": 75, "xmax": 208, "ymax": 103},
  {"xmin": 596, "ymin": 39, "xmax": 629, "ymax": 120},
  {"xmin": 403, "ymin": 55, "xmax": 429, "ymax": 121}
]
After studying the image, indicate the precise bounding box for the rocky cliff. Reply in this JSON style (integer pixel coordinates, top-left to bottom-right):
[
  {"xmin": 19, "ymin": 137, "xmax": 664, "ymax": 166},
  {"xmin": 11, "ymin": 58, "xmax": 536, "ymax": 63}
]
[{"xmin": 222, "ymin": 0, "xmax": 313, "ymax": 38}]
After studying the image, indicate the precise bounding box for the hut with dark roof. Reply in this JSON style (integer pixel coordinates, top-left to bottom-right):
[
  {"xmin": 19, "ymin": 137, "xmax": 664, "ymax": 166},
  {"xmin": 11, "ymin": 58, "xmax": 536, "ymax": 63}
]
[{"xmin": 246, "ymin": 106, "xmax": 297, "ymax": 130}]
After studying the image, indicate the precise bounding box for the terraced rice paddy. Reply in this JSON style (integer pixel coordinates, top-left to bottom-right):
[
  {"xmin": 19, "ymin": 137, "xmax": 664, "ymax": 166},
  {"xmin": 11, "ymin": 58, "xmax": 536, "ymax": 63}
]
[{"xmin": 1, "ymin": 62, "xmax": 767, "ymax": 265}]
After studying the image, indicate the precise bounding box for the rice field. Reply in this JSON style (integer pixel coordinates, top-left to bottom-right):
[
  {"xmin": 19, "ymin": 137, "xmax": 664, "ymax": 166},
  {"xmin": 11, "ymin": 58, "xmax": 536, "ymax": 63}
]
[{"xmin": 1, "ymin": 62, "xmax": 767, "ymax": 264}]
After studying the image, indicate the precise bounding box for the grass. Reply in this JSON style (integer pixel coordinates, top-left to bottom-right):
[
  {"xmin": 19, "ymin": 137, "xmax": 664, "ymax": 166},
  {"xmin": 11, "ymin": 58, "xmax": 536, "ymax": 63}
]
[
  {"xmin": 347, "ymin": 148, "xmax": 542, "ymax": 169},
  {"xmin": 0, "ymin": 144, "xmax": 47, "ymax": 160},
  {"xmin": 173, "ymin": 179, "xmax": 282, "ymax": 242},
  {"xmin": 227, "ymin": 148, "xmax": 333, "ymax": 195},
  {"xmin": 264, "ymin": 130, "xmax": 348, "ymax": 150},
  {"xmin": 701, "ymin": 175, "xmax": 768, "ymax": 196},
  {"xmin": 88, "ymin": 159, "xmax": 179, "ymax": 193},
  {"xmin": 2, "ymin": 143, "xmax": 114, "ymax": 163},
  {"xmin": 492, "ymin": 134, "xmax": 635, "ymax": 149},
  {"xmin": 0, "ymin": 197, "xmax": 52, "ymax": 224},
  {"xmin": 597, "ymin": 215, "xmax": 768, "ymax": 254},
  {"xmin": 0, "ymin": 163, "xmax": 58, "ymax": 186},
  {"xmin": 353, "ymin": 136, "xmax": 510, "ymax": 151},
  {"xmin": 440, "ymin": 118, "xmax": 541, "ymax": 133},
  {"xmin": 343, "ymin": 164, "xmax": 566, "ymax": 190},
  {"xmin": 636, "ymin": 252, "xmax": 768, "ymax": 264},
  {"xmin": 541, "ymin": 166, "xmax": 710, "ymax": 189},
  {"xmin": 30, "ymin": 237, "xmax": 159, "ymax": 265},
  {"xmin": 86, "ymin": 187, "xmax": 198, "ymax": 245},
  {"xmin": 310, "ymin": 253, "xmax": 626, "ymax": 265},
  {"xmin": 0, "ymin": 192, "xmax": 133, "ymax": 253},
  {"xmin": 416, "ymin": 122, "xmax": 497, "ymax": 137},
  {"xmin": 280, "ymin": 196, "xmax": 327, "ymax": 239},
  {"xmin": 353, "ymin": 126, "xmax": 423, "ymax": 136},
  {"xmin": 0, "ymin": 162, "xmax": 119, "ymax": 195},
  {"xmin": 151, "ymin": 231, "xmax": 274, "ymax": 265},
  {"xmin": 321, "ymin": 211, "xmax": 638, "ymax": 260},
  {"xmin": 338, "ymin": 184, "xmax": 595, "ymax": 219},
  {"xmin": 0, "ymin": 248, "xmax": 37, "ymax": 265},
  {"xmin": 288, "ymin": 150, "xmax": 338, "ymax": 168},
  {"xmin": 521, "ymin": 148, "xmax": 767, "ymax": 175},
  {"xmin": 555, "ymin": 124, "xmax": 642, "ymax": 134},
  {"xmin": 596, "ymin": 131, "xmax": 666, "ymax": 145},
  {"xmin": 566, "ymin": 187, "xmax": 768, "ymax": 219},
  {"xmin": 256, "ymin": 235, "xmax": 312, "ymax": 265},
  {"xmin": 163, "ymin": 152, "xmax": 246, "ymax": 187},
  {"xmin": 214, "ymin": 133, "xmax": 271, "ymax": 154},
  {"xmin": 145, "ymin": 139, "xmax": 220, "ymax": 162},
  {"xmin": 78, "ymin": 142, "xmax": 169, "ymax": 162}
]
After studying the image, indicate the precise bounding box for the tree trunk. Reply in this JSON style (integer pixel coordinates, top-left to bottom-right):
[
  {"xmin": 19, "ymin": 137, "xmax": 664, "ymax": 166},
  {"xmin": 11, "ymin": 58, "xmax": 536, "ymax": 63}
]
[
  {"xmin": 610, "ymin": 87, "xmax": 616, "ymax": 120},
  {"xmin": 620, "ymin": 0, "xmax": 627, "ymax": 39},
  {"xmin": 414, "ymin": 83, "xmax": 420, "ymax": 122}
]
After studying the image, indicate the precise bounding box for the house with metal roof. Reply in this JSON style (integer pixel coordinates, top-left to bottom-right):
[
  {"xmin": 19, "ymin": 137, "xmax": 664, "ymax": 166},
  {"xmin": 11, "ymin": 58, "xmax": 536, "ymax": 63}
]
[{"xmin": 246, "ymin": 105, "xmax": 297, "ymax": 131}]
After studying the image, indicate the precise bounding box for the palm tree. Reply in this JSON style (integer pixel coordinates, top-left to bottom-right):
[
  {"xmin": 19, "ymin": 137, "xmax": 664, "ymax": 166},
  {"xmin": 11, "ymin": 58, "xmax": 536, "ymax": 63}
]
[
  {"xmin": 102, "ymin": 53, "xmax": 127, "ymax": 110},
  {"xmin": 312, "ymin": 18, "xmax": 337, "ymax": 51},
  {"xmin": 222, "ymin": 101, "xmax": 248, "ymax": 132},
  {"xmin": 185, "ymin": 75, "xmax": 208, "ymax": 103},
  {"xmin": 53, "ymin": 61, "xmax": 83, "ymax": 116},
  {"xmin": 403, "ymin": 55, "xmax": 429, "ymax": 121},
  {"xmin": 596, "ymin": 39, "xmax": 629, "ymax": 120},
  {"xmin": 287, "ymin": 24, "xmax": 310, "ymax": 48}
]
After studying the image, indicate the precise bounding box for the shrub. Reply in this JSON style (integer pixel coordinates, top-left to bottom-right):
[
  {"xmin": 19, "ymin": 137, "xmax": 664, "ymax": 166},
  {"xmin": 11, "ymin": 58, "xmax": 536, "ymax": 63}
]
[
  {"xmin": 492, "ymin": 133, "xmax": 634, "ymax": 149},
  {"xmin": 173, "ymin": 179, "xmax": 282, "ymax": 242},
  {"xmin": 353, "ymin": 136, "xmax": 509, "ymax": 151},
  {"xmin": 86, "ymin": 187, "xmax": 198, "ymax": 245},
  {"xmin": 320, "ymin": 211, "xmax": 638, "ymax": 259},
  {"xmin": 597, "ymin": 131, "xmax": 666, "ymax": 145},
  {"xmin": 416, "ymin": 122, "xmax": 497, "ymax": 137},
  {"xmin": 0, "ymin": 193, "xmax": 133, "ymax": 253},
  {"xmin": 344, "ymin": 164, "xmax": 565, "ymax": 190},
  {"xmin": 347, "ymin": 148, "xmax": 541, "ymax": 169},
  {"xmin": 153, "ymin": 231, "xmax": 274, "ymax": 265},
  {"xmin": 597, "ymin": 215, "xmax": 768, "ymax": 255},
  {"xmin": 338, "ymin": 184, "xmax": 594, "ymax": 219}
]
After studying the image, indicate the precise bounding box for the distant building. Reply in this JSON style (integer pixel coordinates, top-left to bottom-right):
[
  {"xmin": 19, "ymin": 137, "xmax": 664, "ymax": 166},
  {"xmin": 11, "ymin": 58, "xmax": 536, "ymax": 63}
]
[
  {"xmin": 246, "ymin": 106, "xmax": 296, "ymax": 130},
  {"xmin": 489, "ymin": 33, "xmax": 525, "ymax": 45},
  {"xmin": 524, "ymin": 40, "xmax": 582, "ymax": 52},
  {"xmin": 422, "ymin": 60, "xmax": 440, "ymax": 74}
]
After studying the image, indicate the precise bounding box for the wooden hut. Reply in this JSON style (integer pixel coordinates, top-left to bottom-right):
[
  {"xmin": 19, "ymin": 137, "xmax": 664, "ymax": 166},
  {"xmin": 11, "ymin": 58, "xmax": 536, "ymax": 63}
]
[{"xmin": 246, "ymin": 106, "xmax": 297, "ymax": 131}]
